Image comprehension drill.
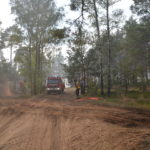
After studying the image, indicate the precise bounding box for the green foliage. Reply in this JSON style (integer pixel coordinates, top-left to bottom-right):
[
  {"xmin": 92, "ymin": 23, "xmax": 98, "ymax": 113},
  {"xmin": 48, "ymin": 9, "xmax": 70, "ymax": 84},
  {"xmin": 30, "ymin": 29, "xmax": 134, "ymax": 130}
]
[
  {"xmin": 0, "ymin": 24, "xmax": 5, "ymax": 50},
  {"xmin": 126, "ymin": 91, "xmax": 141, "ymax": 99},
  {"xmin": 143, "ymin": 91, "xmax": 150, "ymax": 99},
  {"xmin": 65, "ymin": 25, "xmax": 88, "ymax": 82},
  {"xmin": 67, "ymin": 0, "xmax": 150, "ymax": 97},
  {"xmin": 0, "ymin": 0, "xmax": 148, "ymax": 97},
  {"xmin": 93, "ymin": 90, "xmax": 150, "ymax": 109},
  {"xmin": 87, "ymin": 80, "xmax": 99, "ymax": 96},
  {"xmin": 70, "ymin": 0, "xmax": 83, "ymax": 11},
  {"xmin": 10, "ymin": 0, "xmax": 64, "ymax": 95},
  {"xmin": 51, "ymin": 28, "xmax": 66, "ymax": 39},
  {"xmin": 136, "ymin": 99, "xmax": 150, "ymax": 109},
  {"xmin": 85, "ymin": 48, "xmax": 99, "ymax": 76},
  {"xmin": 131, "ymin": 0, "xmax": 150, "ymax": 21},
  {"xmin": 4, "ymin": 25, "xmax": 23, "ymax": 46}
]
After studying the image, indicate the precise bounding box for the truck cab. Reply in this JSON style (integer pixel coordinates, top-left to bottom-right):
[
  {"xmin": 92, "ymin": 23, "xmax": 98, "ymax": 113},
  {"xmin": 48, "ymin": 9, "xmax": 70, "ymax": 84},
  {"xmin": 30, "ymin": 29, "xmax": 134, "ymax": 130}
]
[{"xmin": 46, "ymin": 77, "xmax": 65, "ymax": 94}]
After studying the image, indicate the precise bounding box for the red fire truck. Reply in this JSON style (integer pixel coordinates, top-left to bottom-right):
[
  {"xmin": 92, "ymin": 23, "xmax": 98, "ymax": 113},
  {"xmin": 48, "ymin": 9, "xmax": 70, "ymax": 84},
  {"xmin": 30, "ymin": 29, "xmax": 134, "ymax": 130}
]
[{"xmin": 46, "ymin": 77, "xmax": 65, "ymax": 94}]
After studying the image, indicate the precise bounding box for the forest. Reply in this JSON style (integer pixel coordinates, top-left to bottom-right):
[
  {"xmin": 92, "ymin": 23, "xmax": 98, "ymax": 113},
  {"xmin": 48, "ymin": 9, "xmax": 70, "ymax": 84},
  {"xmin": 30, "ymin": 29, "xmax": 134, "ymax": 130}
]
[{"xmin": 0, "ymin": 0, "xmax": 150, "ymax": 98}]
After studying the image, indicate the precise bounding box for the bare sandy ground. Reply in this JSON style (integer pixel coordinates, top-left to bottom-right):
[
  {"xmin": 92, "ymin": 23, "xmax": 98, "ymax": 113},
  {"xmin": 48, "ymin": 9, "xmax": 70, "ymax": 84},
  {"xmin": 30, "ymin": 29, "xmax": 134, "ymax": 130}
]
[{"xmin": 0, "ymin": 88, "xmax": 150, "ymax": 150}]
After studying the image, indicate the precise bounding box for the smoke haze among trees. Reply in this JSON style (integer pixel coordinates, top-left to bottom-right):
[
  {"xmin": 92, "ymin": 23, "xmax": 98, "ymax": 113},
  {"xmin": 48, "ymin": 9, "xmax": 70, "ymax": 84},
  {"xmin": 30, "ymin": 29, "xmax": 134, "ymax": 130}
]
[{"xmin": 0, "ymin": 0, "xmax": 150, "ymax": 96}]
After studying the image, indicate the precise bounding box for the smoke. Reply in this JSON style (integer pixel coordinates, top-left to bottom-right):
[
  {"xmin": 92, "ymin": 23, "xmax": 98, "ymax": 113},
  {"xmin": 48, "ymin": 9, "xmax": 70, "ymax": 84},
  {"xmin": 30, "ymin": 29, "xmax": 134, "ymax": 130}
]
[{"xmin": 0, "ymin": 81, "xmax": 14, "ymax": 97}]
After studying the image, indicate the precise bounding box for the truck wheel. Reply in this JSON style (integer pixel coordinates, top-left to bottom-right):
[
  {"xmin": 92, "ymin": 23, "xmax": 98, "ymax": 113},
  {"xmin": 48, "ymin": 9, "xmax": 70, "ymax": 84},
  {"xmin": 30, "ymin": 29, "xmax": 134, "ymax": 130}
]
[
  {"xmin": 47, "ymin": 91, "xmax": 50, "ymax": 94},
  {"xmin": 59, "ymin": 90, "xmax": 63, "ymax": 94}
]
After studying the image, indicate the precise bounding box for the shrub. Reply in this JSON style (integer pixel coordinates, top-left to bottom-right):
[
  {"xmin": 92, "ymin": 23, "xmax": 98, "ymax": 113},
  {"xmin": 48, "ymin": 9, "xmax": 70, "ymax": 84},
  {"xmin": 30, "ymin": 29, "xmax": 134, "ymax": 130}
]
[
  {"xmin": 87, "ymin": 80, "xmax": 99, "ymax": 96},
  {"xmin": 126, "ymin": 91, "xmax": 141, "ymax": 99}
]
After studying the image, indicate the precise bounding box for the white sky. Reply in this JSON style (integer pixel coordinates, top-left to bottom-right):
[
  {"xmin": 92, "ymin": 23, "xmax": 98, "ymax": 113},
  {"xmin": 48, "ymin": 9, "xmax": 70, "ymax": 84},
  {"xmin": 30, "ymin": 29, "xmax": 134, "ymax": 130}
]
[
  {"xmin": 0, "ymin": 0, "xmax": 133, "ymax": 60},
  {"xmin": 0, "ymin": 0, "xmax": 133, "ymax": 28},
  {"xmin": 113, "ymin": 0, "xmax": 134, "ymax": 18},
  {"xmin": 0, "ymin": 0, "xmax": 15, "ymax": 29}
]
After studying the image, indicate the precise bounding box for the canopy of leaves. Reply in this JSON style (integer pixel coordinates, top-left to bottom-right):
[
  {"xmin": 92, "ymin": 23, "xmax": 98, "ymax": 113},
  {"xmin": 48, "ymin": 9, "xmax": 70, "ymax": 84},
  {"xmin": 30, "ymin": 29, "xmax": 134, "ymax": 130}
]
[{"xmin": 131, "ymin": 0, "xmax": 150, "ymax": 21}]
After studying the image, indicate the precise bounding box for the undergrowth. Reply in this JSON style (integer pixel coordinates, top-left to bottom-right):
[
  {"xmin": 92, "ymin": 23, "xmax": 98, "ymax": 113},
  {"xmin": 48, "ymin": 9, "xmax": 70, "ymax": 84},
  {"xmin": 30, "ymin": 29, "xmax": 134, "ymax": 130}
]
[{"xmin": 86, "ymin": 88, "xmax": 150, "ymax": 109}]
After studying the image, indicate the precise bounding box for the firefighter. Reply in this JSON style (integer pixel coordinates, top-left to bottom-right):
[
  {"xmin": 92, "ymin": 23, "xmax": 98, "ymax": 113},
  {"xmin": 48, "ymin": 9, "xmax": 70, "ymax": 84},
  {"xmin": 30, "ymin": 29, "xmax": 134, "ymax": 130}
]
[{"xmin": 74, "ymin": 80, "xmax": 80, "ymax": 99}]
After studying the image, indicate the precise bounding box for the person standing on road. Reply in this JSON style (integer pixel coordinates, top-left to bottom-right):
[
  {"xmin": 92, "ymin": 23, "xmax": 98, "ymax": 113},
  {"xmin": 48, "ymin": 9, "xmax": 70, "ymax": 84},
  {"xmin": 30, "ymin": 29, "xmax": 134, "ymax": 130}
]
[{"xmin": 74, "ymin": 80, "xmax": 80, "ymax": 99}]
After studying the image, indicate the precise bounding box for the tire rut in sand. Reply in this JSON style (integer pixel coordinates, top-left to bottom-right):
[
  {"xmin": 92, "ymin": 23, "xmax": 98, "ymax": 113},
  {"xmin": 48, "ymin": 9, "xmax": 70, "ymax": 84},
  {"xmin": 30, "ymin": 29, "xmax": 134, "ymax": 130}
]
[
  {"xmin": 50, "ymin": 115, "xmax": 62, "ymax": 150},
  {"xmin": 0, "ymin": 107, "xmax": 54, "ymax": 150},
  {"xmin": 0, "ymin": 94, "xmax": 150, "ymax": 150},
  {"xmin": 22, "ymin": 108, "xmax": 56, "ymax": 150}
]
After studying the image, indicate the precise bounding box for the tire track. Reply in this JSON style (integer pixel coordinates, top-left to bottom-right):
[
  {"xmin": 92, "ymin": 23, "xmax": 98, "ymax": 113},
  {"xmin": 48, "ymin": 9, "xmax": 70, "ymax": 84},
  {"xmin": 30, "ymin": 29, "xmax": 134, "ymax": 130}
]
[{"xmin": 0, "ymin": 91, "xmax": 149, "ymax": 150}]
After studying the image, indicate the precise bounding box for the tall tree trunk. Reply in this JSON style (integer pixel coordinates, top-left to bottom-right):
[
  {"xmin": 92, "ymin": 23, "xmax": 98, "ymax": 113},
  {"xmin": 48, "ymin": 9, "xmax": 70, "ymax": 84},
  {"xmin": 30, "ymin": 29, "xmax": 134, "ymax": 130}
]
[
  {"xmin": 146, "ymin": 46, "xmax": 150, "ymax": 84},
  {"xmin": 28, "ymin": 37, "xmax": 33, "ymax": 95},
  {"xmin": 93, "ymin": 0, "xmax": 104, "ymax": 96},
  {"xmin": 33, "ymin": 42, "xmax": 39, "ymax": 95},
  {"xmin": 106, "ymin": 0, "xmax": 111, "ymax": 96},
  {"xmin": 40, "ymin": 45, "xmax": 44, "ymax": 93},
  {"xmin": 148, "ymin": 47, "xmax": 150, "ymax": 83},
  {"xmin": 81, "ymin": 0, "xmax": 84, "ymax": 21},
  {"xmin": 125, "ymin": 78, "xmax": 128, "ymax": 94},
  {"xmin": 37, "ymin": 43, "xmax": 41, "ymax": 93},
  {"xmin": 79, "ymin": 2, "xmax": 86, "ymax": 94},
  {"xmin": 10, "ymin": 43, "xmax": 13, "ymax": 67}
]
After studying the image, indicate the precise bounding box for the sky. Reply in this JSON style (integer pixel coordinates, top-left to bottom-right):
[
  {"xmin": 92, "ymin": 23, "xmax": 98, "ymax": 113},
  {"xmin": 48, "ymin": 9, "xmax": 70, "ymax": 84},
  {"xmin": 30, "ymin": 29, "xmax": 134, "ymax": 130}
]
[
  {"xmin": 0, "ymin": 0, "xmax": 134, "ymax": 60},
  {"xmin": 0, "ymin": 0, "xmax": 15, "ymax": 29},
  {"xmin": 0, "ymin": 0, "xmax": 134, "ymax": 28}
]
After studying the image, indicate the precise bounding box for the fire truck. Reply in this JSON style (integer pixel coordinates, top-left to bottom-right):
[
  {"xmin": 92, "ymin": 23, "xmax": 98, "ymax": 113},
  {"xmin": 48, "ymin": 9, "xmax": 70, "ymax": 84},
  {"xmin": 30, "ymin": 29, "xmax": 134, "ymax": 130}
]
[{"xmin": 46, "ymin": 77, "xmax": 65, "ymax": 94}]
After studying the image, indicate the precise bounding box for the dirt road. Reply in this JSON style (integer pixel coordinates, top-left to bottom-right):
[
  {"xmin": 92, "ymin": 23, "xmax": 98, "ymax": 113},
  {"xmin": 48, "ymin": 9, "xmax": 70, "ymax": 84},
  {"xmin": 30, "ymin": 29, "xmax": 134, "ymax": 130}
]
[{"xmin": 0, "ymin": 88, "xmax": 150, "ymax": 150}]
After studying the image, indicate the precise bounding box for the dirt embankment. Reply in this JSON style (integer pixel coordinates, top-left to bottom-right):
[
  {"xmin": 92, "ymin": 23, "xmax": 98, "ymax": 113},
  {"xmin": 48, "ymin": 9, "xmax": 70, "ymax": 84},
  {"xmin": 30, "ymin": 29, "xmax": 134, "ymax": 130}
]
[{"xmin": 0, "ymin": 88, "xmax": 150, "ymax": 150}]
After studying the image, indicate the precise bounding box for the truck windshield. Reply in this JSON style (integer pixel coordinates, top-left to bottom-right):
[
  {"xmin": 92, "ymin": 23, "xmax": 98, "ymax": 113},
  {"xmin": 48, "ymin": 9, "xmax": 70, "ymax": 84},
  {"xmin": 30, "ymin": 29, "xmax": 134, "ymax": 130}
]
[{"xmin": 48, "ymin": 79, "xmax": 59, "ymax": 84}]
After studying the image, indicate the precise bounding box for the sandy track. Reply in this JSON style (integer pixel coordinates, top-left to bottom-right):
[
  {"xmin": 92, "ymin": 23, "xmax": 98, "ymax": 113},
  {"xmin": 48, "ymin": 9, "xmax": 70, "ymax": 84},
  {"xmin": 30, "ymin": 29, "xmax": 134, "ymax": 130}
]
[{"xmin": 0, "ymin": 89, "xmax": 150, "ymax": 150}]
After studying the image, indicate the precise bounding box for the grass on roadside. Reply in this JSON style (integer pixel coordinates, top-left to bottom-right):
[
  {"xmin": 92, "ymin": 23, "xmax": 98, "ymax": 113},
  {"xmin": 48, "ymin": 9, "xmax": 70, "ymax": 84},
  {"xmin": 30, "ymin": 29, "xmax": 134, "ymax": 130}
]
[{"xmin": 85, "ymin": 90, "xmax": 150, "ymax": 110}]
